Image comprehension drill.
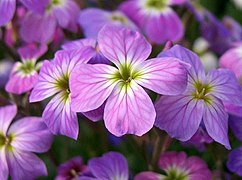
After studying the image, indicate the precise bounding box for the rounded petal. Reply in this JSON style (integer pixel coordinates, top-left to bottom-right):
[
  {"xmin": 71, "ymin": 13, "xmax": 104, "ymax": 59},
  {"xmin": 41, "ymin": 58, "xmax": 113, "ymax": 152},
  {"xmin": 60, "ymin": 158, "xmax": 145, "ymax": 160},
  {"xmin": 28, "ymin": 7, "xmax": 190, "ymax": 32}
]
[
  {"xmin": 43, "ymin": 92, "xmax": 79, "ymax": 139},
  {"xmin": 98, "ymin": 25, "xmax": 151, "ymax": 67},
  {"xmin": 227, "ymin": 147, "xmax": 242, "ymax": 176},
  {"xmin": 62, "ymin": 38, "xmax": 97, "ymax": 50},
  {"xmin": 8, "ymin": 117, "xmax": 53, "ymax": 153},
  {"xmin": 0, "ymin": 104, "xmax": 17, "ymax": 135},
  {"xmin": 82, "ymin": 103, "xmax": 105, "ymax": 122},
  {"xmin": 104, "ymin": 80, "xmax": 156, "ymax": 136},
  {"xmin": 145, "ymin": 10, "xmax": 184, "ymax": 44},
  {"xmin": 0, "ymin": 0, "xmax": 16, "ymax": 26},
  {"xmin": 20, "ymin": 12, "xmax": 56, "ymax": 43},
  {"xmin": 6, "ymin": 149, "xmax": 47, "ymax": 180},
  {"xmin": 88, "ymin": 152, "xmax": 128, "ymax": 180},
  {"xmin": 155, "ymin": 96, "xmax": 204, "ymax": 141},
  {"xmin": 136, "ymin": 57, "xmax": 188, "ymax": 95},
  {"xmin": 70, "ymin": 64, "xmax": 119, "ymax": 112},
  {"xmin": 206, "ymin": 69, "xmax": 242, "ymax": 106},
  {"xmin": 203, "ymin": 96, "xmax": 230, "ymax": 149}
]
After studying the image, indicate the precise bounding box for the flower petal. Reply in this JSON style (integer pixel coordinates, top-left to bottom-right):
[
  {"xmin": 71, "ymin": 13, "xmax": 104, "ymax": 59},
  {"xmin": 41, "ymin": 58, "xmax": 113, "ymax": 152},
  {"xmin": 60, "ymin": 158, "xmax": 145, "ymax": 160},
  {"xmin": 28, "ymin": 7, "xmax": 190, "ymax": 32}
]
[
  {"xmin": 82, "ymin": 103, "xmax": 105, "ymax": 122},
  {"xmin": 158, "ymin": 45, "xmax": 205, "ymax": 82},
  {"xmin": 6, "ymin": 149, "xmax": 47, "ymax": 180},
  {"xmin": 98, "ymin": 25, "xmax": 151, "ymax": 67},
  {"xmin": 19, "ymin": 0, "xmax": 48, "ymax": 14},
  {"xmin": 0, "ymin": 0, "xmax": 16, "ymax": 26},
  {"xmin": 136, "ymin": 57, "xmax": 188, "ymax": 95},
  {"xmin": 227, "ymin": 147, "xmax": 242, "ymax": 176},
  {"xmin": 43, "ymin": 92, "xmax": 79, "ymax": 139},
  {"xmin": 155, "ymin": 96, "xmax": 204, "ymax": 141},
  {"xmin": 229, "ymin": 115, "xmax": 242, "ymax": 141},
  {"xmin": 88, "ymin": 152, "xmax": 128, "ymax": 180},
  {"xmin": 5, "ymin": 62, "xmax": 39, "ymax": 94},
  {"xmin": 0, "ymin": 147, "xmax": 8, "ymax": 180},
  {"xmin": 145, "ymin": 10, "xmax": 184, "ymax": 43},
  {"xmin": 104, "ymin": 80, "xmax": 156, "ymax": 136},
  {"xmin": 20, "ymin": 12, "xmax": 56, "ymax": 43},
  {"xmin": 0, "ymin": 104, "xmax": 17, "ymax": 135},
  {"xmin": 62, "ymin": 38, "xmax": 96, "ymax": 50},
  {"xmin": 206, "ymin": 69, "xmax": 242, "ymax": 106},
  {"xmin": 135, "ymin": 172, "xmax": 164, "ymax": 180},
  {"xmin": 70, "ymin": 64, "xmax": 119, "ymax": 112},
  {"xmin": 8, "ymin": 117, "xmax": 53, "ymax": 153},
  {"xmin": 168, "ymin": 0, "xmax": 187, "ymax": 5},
  {"xmin": 203, "ymin": 96, "xmax": 230, "ymax": 149}
]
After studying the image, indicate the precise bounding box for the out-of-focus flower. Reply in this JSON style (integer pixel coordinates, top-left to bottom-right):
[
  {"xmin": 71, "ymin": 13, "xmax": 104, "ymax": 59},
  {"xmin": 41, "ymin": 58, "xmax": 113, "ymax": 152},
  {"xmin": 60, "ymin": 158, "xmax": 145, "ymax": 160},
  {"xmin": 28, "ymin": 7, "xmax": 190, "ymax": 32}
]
[
  {"xmin": 70, "ymin": 25, "xmax": 188, "ymax": 137},
  {"xmin": 0, "ymin": 104, "xmax": 53, "ymax": 180},
  {"xmin": 20, "ymin": 0, "xmax": 79, "ymax": 43},
  {"xmin": 5, "ymin": 43, "xmax": 47, "ymax": 94},
  {"xmin": 79, "ymin": 8, "xmax": 138, "ymax": 38},
  {"xmin": 0, "ymin": 60, "xmax": 13, "ymax": 88},
  {"xmin": 193, "ymin": 37, "xmax": 218, "ymax": 72},
  {"xmin": 62, "ymin": 38, "xmax": 109, "ymax": 64},
  {"xmin": 155, "ymin": 45, "xmax": 242, "ymax": 149},
  {"xmin": 80, "ymin": 152, "xmax": 129, "ymax": 180},
  {"xmin": 55, "ymin": 157, "xmax": 89, "ymax": 180},
  {"xmin": 119, "ymin": 0, "xmax": 186, "ymax": 44},
  {"xmin": 29, "ymin": 47, "xmax": 95, "ymax": 139},
  {"xmin": 135, "ymin": 151, "xmax": 212, "ymax": 180},
  {"xmin": 227, "ymin": 147, "xmax": 242, "ymax": 176}
]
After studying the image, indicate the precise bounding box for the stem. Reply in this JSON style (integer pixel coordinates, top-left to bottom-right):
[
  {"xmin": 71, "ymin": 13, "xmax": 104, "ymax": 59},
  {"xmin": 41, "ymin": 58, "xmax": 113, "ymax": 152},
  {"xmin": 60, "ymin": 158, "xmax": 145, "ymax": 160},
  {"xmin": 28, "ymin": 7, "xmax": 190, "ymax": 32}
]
[
  {"xmin": 150, "ymin": 129, "xmax": 163, "ymax": 169},
  {"xmin": 161, "ymin": 135, "xmax": 172, "ymax": 153}
]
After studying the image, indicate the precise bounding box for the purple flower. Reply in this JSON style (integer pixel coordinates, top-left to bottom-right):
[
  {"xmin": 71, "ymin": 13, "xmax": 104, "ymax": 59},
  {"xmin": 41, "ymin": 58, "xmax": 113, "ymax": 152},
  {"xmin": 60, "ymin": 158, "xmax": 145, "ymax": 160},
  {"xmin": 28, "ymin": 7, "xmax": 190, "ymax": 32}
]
[
  {"xmin": 155, "ymin": 45, "xmax": 242, "ymax": 149},
  {"xmin": 56, "ymin": 157, "xmax": 89, "ymax": 180},
  {"xmin": 5, "ymin": 43, "xmax": 47, "ymax": 94},
  {"xmin": 29, "ymin": 47, "xmax": 95, "ymax": 139},
  {"xmin": 135, "ymin": 151, "xmax": 212, "ymax": 180},
  {"xmin": 227, "ymin": 147, "xmax": 242, "ymax": 176},
  {"xmin": 70, "ymin": 25, "xmax": 188, "ymax": 137},
  {"xmin": 20, "ymin": 0, "xmax": 79, "ymax": 43},
  {"xmin": 0, "ymin": 60, "xmax": 13, "ymax": 88},
  {"xmin": 229, "ymin": 115, "xmax": 242, "ymax": 141},
  {"xmin": 119, "ymin": 0, "xmax": 185, "ymax": 44},
  {"xmin": 79, "ymin": 8, "xmax": 138, "ymax": 38},
  {"xmin": 0, "ymin": 104, "xmax": 53, "ymax": 180},
  {"xmin": 62, "ymin": 38, "xmax": 109, "ymax": 65},
  {"xmin": 80, "ymin": 152, "xmax": 129, "ymax": 180}
]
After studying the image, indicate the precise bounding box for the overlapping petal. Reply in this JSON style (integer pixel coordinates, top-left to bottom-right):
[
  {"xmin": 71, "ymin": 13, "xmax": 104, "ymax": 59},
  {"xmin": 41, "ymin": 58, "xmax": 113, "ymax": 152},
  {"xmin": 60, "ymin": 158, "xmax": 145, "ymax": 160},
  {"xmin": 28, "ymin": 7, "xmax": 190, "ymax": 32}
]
[
  {"xmin": 0, "ymin": 104, "xmax": 17, "ymax": 135},
  {"xmin": 203, "ymin": 96, "xmax": 230, "ymax": 149},
  {"xmin": 88, "ymin": 152, "xmax": 128, "ymax": 180},
  {"xmin": 158, "ymin": 45, "xmax": 205, "ymax": 82},
  {"xmin": 19, "ymin": 0, "xmax": 49, "ymax": 14},
  {"xmin": 104, "ymin": 80, "xmax": 156, "ymax": 136},
  {"xmin": 0, "ymin": 0, "xmax": 16, "ymax": 26},
  {"xmin": 6, "ymin": 149, "xmax": 47, "ymax": 180},
  {"xmin": 145, "ymin": 10, "xmax": 183, "ymax": 43},
  {"xmin": 98, "ymin": 25, "xmax": 151, "ymax": 67},
  {"xmin": 206, "ymin": 69, "xmax": 242, "ymax": 106},
  {"xmin": 227, "ymin": 147, "xmax": 242, "ymax": 176},
  {"xmin": 70, "ymin": 64, "xmax": 119, "ymax": 112},
  {"xmin": 155, "ymin": 96, "xmax": 204, "ymax": 141},
  {"xmin": 43, "ymin": 92, "xmax": 78, "ymax": 139},
  {"xmin": 8, "ymin": 117, "xmax": 53, "ymax": 153},
  {"xmin": 0, "ymin": 148, "xmax": 8, "ymax": 180},
  {"xmin": 136, "ymin": 57, "xmax": 188, "ymax": 95},
  {"xmin": 62, "ymin": 38, "xmax": 96, "ymax": 50}
]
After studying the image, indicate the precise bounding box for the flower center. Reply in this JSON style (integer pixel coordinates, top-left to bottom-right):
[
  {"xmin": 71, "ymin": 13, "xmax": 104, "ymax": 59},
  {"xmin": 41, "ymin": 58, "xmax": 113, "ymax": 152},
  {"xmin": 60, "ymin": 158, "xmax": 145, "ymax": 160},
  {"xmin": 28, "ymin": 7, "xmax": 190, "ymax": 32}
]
[
  {"xmin": 0, "ymin": 133, "xmax": 13, "ymax": 149},
  {"xmin": 164, "ymin": 168, "xmax": 188, "ymax": 180},
  {"xmin": 146, "ymin": 0, "xmax": 169, "ymax": 10},
  {"xmin": 56, "ymin": 74, "xmax": 70, "ymax": 93},
  {"xmin": 193, "ymin": 81, "xmax": 213, "ymax": 103},
  {"xmin": 18, "ymin": 60, "xmax": 36, "ymax": 75},
  {"xmin": 70, "ymin": 169, "xmax": 79, "ymax": 178},
  {"xmin": 114, "ymin": 65, "xmax": 135, "ymax": 84},
  {"xmin": 111, "ymin": 13, "xmax": 127, "ymax": 23}
]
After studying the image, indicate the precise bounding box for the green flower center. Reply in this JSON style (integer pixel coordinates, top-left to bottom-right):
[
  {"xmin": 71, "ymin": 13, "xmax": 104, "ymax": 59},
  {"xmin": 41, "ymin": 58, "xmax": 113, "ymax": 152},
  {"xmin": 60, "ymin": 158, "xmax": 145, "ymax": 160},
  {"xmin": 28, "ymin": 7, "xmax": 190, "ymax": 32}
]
[
  {"xmin": 18, "ymin": 60, "xmax": 36, "ymax": 75},
  {"xmin": 164, "ymin": 168, "xmax": 188, "ymax": 180},
  {"xmin": 0, "ymin": 133, "xmax": 14, "ymax": 150},
  {"xmin": 52, "ymin": 0, "xmax": 62, "ymax": 5},
  {"xmin": 146, "ymin": 0, "xmax": 169, "ymax": 10},
  {"xmin": 56, "ymin": 74, "xmax": 70, "ymax": 93},
  {"xmin": 111, "ymin": 14, "xmax": 126, "ymax": 23},
  {"xmin": 193, "ymin": 81, "xmax": 213, "ymax": 103}
]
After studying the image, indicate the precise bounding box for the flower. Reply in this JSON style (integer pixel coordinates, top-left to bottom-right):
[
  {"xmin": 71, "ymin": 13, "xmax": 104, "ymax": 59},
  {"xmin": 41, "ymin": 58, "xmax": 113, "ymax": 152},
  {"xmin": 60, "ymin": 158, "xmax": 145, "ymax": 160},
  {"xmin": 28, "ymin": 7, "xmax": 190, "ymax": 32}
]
[
  {"xmin": 79, "ymin": 8, "xmax": 138, "ymax": 38},
  {"xmin": 135, "ymin": 151, "xmax": 212, "ymax": 180},
  {"xmin": 227, "ymin": 147, "xmax": 242, "ymax": 176},
  {"xmin": 119, "ymin": 0, "xmax": 186, "ymax": 44},
  {"xmin": 20, "ymin": 0, "xmax": 79, "ymax": 43},
  {"xmin": 80, "ymin": 152, "xmax": 129, "ymax": 180},
  {"xmin": 55, "ymin": 157, "xmax": 89, "ymax": 180},
  {"xmin": 5, "ymin": 43, "xmax": 47, "ymax": 94},
  {"xmin": 0, "ymin": 104, "xmax": 53, "ymax": 180},
  {"xmin": 155, "ymin": 45, "xmax": 242, "ymax": 149},
  {"xmin": 29, "ymin": 47, "xmax": 95, "ymax": 139},
  {"xmin": 70, "ymin": 25, "xmax": 188, "ymax": 137}
]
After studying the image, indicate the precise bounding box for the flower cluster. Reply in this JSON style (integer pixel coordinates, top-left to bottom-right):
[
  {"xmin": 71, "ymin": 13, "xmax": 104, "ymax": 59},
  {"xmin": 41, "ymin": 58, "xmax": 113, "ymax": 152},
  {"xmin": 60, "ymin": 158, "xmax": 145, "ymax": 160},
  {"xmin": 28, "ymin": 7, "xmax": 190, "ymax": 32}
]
[{"xmin": 1, "ymin": 0, "xmax": 242, "ymax": 179}]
